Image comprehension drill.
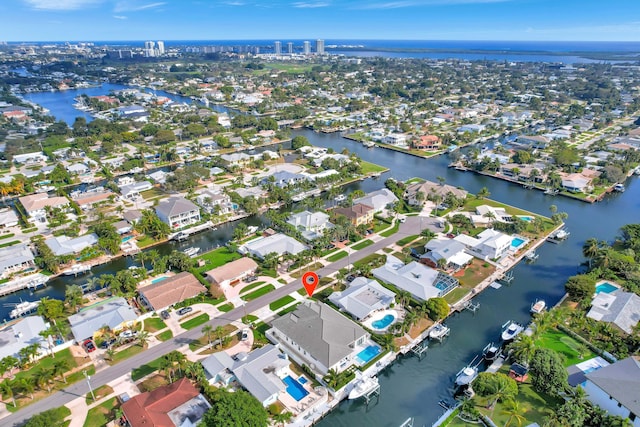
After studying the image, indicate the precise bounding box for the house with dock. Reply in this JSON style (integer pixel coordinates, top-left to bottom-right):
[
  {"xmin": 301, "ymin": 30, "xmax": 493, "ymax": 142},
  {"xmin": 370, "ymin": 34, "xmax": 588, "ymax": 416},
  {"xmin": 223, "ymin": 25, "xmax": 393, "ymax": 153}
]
[
  {"xmin": 287, "ymin": 210, "xmax": 333, "ymax": 241},
  {"xmin": 329, "ymin": 277, "xmax": 396, "ymax": 321},
  {"xmin": 238, "ymin": 233, "xmax": 307, "ymax": 260},
  {"xmin": 0, "ymin": 244, "xmax": 35, "ymax": 278},
  {"xmin": 403, "ymin": 180, "xmax": 468, "ymax": 206},
  {"xmin": 155, "ymin": 197, "xmax": 201, "ymax": 229},
  {"xmin": 138, "ymin": 272, "xmax": 207, "ymax": 311},
  {"xmin": 0, "ymin": 316, "xmax": 49, "ymax": 361},
  {"xmin": 45, "ymin": 233, "xmax": 99, "ymax": 256}
]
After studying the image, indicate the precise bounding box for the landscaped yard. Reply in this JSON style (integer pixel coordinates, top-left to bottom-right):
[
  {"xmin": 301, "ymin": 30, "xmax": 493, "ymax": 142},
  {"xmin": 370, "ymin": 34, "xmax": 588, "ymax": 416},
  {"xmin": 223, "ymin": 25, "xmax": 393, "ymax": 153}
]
[
  {"xmin": 269, "ymin": 295, "xmax": 295, "ymax": 311},
  {"xmin": 83, "ymin": 397, "xmax": 119, "ymax": 427},
  {"xmin": 85, "ymin": 385, "xmax": 113, "ymax": 404},
  {"xmin": 326, "ymin": 250, "xmax": 348, "ymax": 262},
  {"xmin": 241, "ymin": 284, "xmax": 275, "ymax": 301},
  {"xmin": 143, "ymin": 317, "xmax": 167, "ymax": 333},
  {"xmin": 194, "ymin": 247, "xmax": 241, "ymax": 276},
  {"xmin": 445, "ymin": 259, "xmax": 496, "ymax": 304},
  {"xmin": 131, "ymin": 355, "xmax": 166, "ymax": 381},
  {"xmin": 110, "ymin": 344, "xmax": 145, "ymax": 364},
  {"xmin": 396, "ymin": 234, "xmax": 420, "ymax": 246},
  {"xmin": 188, "ymin": 324, "xmax": 238, "ymax": 352},
  {"xmin": 535, "ymin": 328, "xmax": 595, "ymax": 366},
  {"xmin": 380, "ymin": 222, "xmax": 400, "ymax": 237},
  {"xmin": 180, "ymin": 313, "xmax": 210, "ymax": 330},
  {"xmin": 352, "ymin": 239, "xmax": 374, "ymax": 250},
  {"xmin": 360, "ymin": 161, "xmax": 388, "ymax": 175},
  {"xmin": 218, "ymin": 302, "xmax": 234, "ymax": 312},
  {"xmin": 156, "ymin": 330, "xmax": 173, "ymax": 341}
]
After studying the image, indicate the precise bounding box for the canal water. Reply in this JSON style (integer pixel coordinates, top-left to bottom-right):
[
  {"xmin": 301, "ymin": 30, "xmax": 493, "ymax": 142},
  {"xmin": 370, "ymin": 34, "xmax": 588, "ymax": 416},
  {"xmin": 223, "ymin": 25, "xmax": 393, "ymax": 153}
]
[{"xmin": 9, "ymin": 88, "xmax": 640, "ymax": 426}]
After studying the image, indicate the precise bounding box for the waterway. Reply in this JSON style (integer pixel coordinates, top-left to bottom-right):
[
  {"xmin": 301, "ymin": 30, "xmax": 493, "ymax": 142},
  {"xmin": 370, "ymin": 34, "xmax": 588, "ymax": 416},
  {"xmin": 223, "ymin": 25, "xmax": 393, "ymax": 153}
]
[{"xmin": 9, "ymin": 90, "xmax": 640, "ymax": 426}]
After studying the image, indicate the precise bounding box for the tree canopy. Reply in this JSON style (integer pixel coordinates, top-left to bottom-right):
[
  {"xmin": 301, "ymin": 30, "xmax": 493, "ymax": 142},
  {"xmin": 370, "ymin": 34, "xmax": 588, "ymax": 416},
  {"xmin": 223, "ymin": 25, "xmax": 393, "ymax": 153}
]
[
  {"xmin": 529, "ymin": 347, "xmax": 568, "ymax": 395},
  {"xmin": 202, "ymin": 388, "xmax": 268, "ymax": 427}
]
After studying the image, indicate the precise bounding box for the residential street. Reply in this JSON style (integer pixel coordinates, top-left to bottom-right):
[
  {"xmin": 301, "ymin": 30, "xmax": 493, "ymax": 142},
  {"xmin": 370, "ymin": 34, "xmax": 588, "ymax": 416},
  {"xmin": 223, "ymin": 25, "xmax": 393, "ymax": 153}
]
[{"xmin": 3, "ymin": 216, "xmax": 434, "ymax": 426}]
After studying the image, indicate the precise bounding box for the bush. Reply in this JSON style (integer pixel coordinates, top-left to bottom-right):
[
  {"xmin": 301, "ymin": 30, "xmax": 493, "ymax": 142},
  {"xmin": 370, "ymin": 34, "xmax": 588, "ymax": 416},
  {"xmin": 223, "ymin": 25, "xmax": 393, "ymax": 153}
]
[{"xmin": 565, "ymin": 274, "xmax": 596, "ymax": 301}]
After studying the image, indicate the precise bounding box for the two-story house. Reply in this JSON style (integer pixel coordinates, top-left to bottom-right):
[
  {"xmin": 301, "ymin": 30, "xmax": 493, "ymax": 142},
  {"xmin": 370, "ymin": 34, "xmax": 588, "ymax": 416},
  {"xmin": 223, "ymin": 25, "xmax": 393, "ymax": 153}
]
[
  {"xmin": 333, "ymin": 203, "xmax": 374, "ymax": 227},
  {"xmin": 287, "ymin": 211, "xmax": 333, "ymax": 241},
  {"xmin": 155, "ymin": 197, "xmax": 201, "ymax": 229}
]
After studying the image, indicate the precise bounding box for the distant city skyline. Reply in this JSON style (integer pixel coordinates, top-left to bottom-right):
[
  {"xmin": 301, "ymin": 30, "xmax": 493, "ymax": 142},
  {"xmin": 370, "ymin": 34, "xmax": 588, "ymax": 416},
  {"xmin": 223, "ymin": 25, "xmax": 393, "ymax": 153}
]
[{"xmin": 2, "ymin": 0, "xmax": 640, "ymax": 42}]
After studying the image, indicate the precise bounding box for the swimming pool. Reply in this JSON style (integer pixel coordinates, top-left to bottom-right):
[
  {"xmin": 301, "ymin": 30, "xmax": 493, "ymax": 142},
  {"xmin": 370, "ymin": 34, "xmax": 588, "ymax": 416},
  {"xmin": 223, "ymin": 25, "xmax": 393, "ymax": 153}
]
[
  {"xmin": 356, "ymin": 345, "xmax": 381, "ymax": 364},
  {"xmin": 371, "ymin": 314, "xmax": 396, "ymax": 330},
  {"xmin": 518, "ymin": 216, "xmax": 534, "ymax": 222},
  {"xmin": 595, "ymin": 282, "xmax": 619, "ymax": 294},
  {"xmin": 511, "ymin": 237, "xmax": 526, "ymax": 248},
  {"xmin": 121, "ymin": 236, "xmax": 134, "ymax": 243},
  {"xmin": 298, "ymin": 376, "xmax": 308, "ymax": 385},
  {"xmin": 283, "ymin": 375, "xmax": 309, "ymax": 401},
  {"xmin": 151, "ymin": 277, "xmax": 167, "ymax": 284}
]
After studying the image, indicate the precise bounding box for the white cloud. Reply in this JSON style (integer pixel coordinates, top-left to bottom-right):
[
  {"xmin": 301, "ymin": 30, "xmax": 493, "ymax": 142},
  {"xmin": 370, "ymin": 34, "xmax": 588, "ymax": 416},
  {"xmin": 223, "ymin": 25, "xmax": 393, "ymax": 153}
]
[
  {"xmin": 114, "ymin": 1, "xmax": 166, "ymax": 12},
  {"xmin": 223, "ymin": 1, "xmax": 245, "ymax": 5},
  {"xmin": 293, "ymin": 1, "xmax": 330, "ymax": 7},
  {"xmin": 22, "ymin": 0, "xmax": 103, "ymax": 10},
  {"xmin": 354, "ymin": 0, "xmax": 509, "ymax": 9},
  {"xmin": 113, "ymin": 14, "xmax": 127, "ymax": 19}
]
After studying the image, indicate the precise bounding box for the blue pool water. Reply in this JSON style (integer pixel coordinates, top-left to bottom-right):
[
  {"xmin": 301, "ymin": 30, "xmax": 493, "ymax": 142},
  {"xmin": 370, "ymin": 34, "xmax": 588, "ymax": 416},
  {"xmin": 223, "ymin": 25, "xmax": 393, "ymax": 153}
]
[
  {"xmin": 435, "ymin": 282, "xmax": 449, "ymax": 291},
  {"xmin": 151, "ymin": 277, "xmax": 167, "ymax": 284},
  {"xmin": 283, "ymin": 375, "xmax": 309, "ymax": 401},
  {"xmin": 595, "ymin": 282, "xmax": 618, "ymax": 294},
  {"xmin": 298, "ymin": 376, "xmax": 308, "ymax": 384},
  {"xmin": 511, "ymin": 237, "xmax": 526, "ymax": 248},
  {"xmin": 518, "ymin": 216, "xmax": 534, "ymax": 222},
  {"xmin": 356, "ymin": 345, "xmax": 381, "ymax": 364},
  {"xmin": 371, "ymin": 314, "xmax": 396, "ymax": 330},
  {"xmin": 121, "ymin": 236, "xmax": 134, "ymax": 243}
]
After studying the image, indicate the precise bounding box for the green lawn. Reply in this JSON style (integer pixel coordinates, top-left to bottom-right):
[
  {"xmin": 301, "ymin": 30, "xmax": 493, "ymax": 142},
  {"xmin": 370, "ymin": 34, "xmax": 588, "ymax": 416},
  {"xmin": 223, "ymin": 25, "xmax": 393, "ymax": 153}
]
[
  {"xmin": 111, "ymin": 345, "xmax": 144, "ymax": 364},
  {"xmin": 143, "ymin": 317, "xmax": 167, "ymax": 333},
  {"xmin": 239, "ymin": 281, "xmax": 266, "ymax": 295},
  {"xmin": 535, "ymin": 328, "xmax": 595, "ymax": 366},
  {"xmin": 83, "ymin": 397, "xmax": 119, "ymax": 427},
  {"xmin": 269, "ymin": 295, "xmax": 295, "ymax": 311},
  {"xmin": 241, "ymin": 284, "xmax": 275, "ymax": 301},
  {"xmin": 156, "ymin": 330, "xmax": 173, "ymax": 341},
  {"xmin": 180, "ymin": 313, "xmax": 210, "ymax": 330},
  {"xmin": 360, "ymin": 161, "xmax": 388, "ymax": 175},
  {"xmin": 140, "ymin": 188, "xmax": 165, "ymax": 201},
  {"xmin": 353, "ymin": 253, "xmax": 386, "ymax": 270},
  {"xmin": 396, "ymin": 234, "xmax": 420, "ymax": 246},
  {"xmin": 351, "ymin": 239, "xmax": 374, "ymax": 250},
  {"xmin": 218, "ymin": 302, "xmax": 234, "ymax": 312},
  {"xmin": 194, "ymin": 247, "xmax": 242, "ymax": 275},
  {"xmin": 380, "ymin": 222, "xmax": 400, "ymax": 237},
  {"xmin": 443, "ymin": 287, "xmax": 470, "ymax": 304},
  {"xmin": 326, "ymin": 250, "xmax": 348, "ymax": 262},
  {"xmin": 131, "ymin": 355, "xmax": 166, "ymax": 381}
]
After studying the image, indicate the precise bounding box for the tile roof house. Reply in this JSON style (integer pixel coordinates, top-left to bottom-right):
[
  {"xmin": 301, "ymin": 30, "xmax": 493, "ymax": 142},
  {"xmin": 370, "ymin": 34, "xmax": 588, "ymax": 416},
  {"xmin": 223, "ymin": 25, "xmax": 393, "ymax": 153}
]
[
  {"xmin": 238, "ymin": 233, "xmax": 307, "ymax": 260},
  {"xmin": 0, "ymin": 316, "xmax": 49, "ymax": 361},
  {"xmin": 0, "ymin": 244, "xmax": 35, "ymax": 278},
  {"xmin": 403, "ymin": 180, "xmax": 468, "ymax": 206},
  {"xmin": 72, "ymin": 190, "xmax": 114, "ymax": 210},
  {"xmin": 155, "ymin": 197, "xmax": 201, "ymax": 229},
  {"xmin": 68, "ymin": 297, "xmax": 138, "ymax": 342},
  {"xmin": 372, "ymin": 255, "xmax": 458, "ymax": 301},
  {"xmin": 561, "ymin": 173, "xmax": 592, "ymax": 193},
  {"xmin": 220, "ymin": 152, "xmax": 251, "ymax": 168},
  {"xmin": 333, "ymin": 203, "xmax": 374, "ymax": 226},
  {"xmin": 287, "ymin": 211, "xmax": 333, "ymax": 241},
  {"xmin": 18, "ymin": 193, "xmax": 69, "ymax": 223},
  {"xmin": 353, "ymin": 189, "xmax": 399, "ymax": 214},
  {"xmin": 45, "ymin": 233, "xmax": 99, "ymax": 256},
  {"xmin": 586, "ymin": 290, "xmax": 640, "ymax": 334},
  {"xmin": 328, "ymin": 277, "xmax": 396, "ymax": 321},
  {"xmin": 138, "ymin": 272, "xmax": 207, "ymax": 311},
  {"xmin": 205, "ymin": 257, "xmax": 259, "ymax": 287},
  {"xmin": 422, "ymin": 238, "xmax": 474, "ymax": 270},
  {"xmin": 267, "ymin": 301, "xmax": 369, "ymax": 375},
  {"xmin": 201, "ymin": 344, "xmax": 289, "ymax": 407},
  {"xmin": 121, "ymin": 378, "xmax": 211, "ymax": 427},
  {"xmin": 583, "ymin": 357, "xmax": 640, "ymax": 426},
  {"xmin": 413, "ymin": 135, "xmax": 441, "ymax": 150}
]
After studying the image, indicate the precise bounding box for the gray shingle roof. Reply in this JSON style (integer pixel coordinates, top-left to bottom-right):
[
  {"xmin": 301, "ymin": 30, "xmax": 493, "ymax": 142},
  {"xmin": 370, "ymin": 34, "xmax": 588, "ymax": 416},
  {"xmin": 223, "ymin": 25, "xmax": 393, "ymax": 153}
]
[
  {"xmin": 587, "ymin": 290, "xmax": 640, "ymax": 334},
  {"xmin": 155, "ymin": 197, "xmax": 199, "ymax": 218},
  {"xmin": 328, "ymin": 277, "xmax": 395, "ymax": 320},
  {"xmin": 586, "ymin": 357, "xmax": 640, "ymax": 415},
  {"xmin": 270, "ymin": 301, "xmax": 368, "ymax": 369},
  {"xmin": 68, "ymin": 297, "xmax": 138, "ymax": 342}
]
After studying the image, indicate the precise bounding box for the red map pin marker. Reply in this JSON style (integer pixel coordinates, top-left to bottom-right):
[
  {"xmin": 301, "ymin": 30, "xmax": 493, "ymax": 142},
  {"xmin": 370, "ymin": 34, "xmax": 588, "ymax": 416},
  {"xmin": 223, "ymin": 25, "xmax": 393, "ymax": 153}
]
[{"xmin": 302, "ymin": 271, "xmax": 319, "ymax": 297}]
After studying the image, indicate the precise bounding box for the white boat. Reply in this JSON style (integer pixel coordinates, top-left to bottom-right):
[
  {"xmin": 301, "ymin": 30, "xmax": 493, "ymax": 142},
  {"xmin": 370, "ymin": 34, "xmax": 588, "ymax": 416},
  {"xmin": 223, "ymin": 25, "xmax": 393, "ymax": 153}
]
[
  {"xmin": 334, "ymin": 194, "xmax": 347, "ymax": 202},
  {"xmin": 429, "ymin": 323, "xmax": 450, "ymax": 341},
  {"xmin": 530, "ymin": 299, "xmax": 546, "ymax": 314},
  {"xmin": 455, "ymin": 364, "xmax": 478, "ymax": 386},
  {"xmin": 9, "ymin": 300, "xmax": 41, "ymax": 319},
  {"xmin": 501, "ymin": 320, "xmax": 524, "ymax": 342},
  {"xmin": 363, "ymin": 141, "xmax": 375, "ymax": 148},
  {"xmin": 62, "ymin": 264, "xmax": 91, "ymax": 276},
  {"xmin": 613, "ymin": 183, "xmax": 625, "ymax": 192},
  {"xmin": 483, "ymin": 343, "xmax": 501, "ymax": 361},
  {"xmin": 183, "ymin": 247, "xmax": 200, "ymax": 257},
  {"xmin": 348, "ymin": 375, "xmax": 379, "ymax": 399},
  {"xmin": 547, "ymin": 228, "xmax": 570, "ymax": 243}
]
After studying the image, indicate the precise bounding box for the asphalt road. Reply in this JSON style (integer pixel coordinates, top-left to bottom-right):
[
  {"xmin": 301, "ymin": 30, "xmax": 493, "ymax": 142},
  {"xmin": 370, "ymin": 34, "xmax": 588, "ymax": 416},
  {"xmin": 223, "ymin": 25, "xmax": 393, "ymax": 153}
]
[{"xmin": 4, "ymin": 216, "xmax": 434, "ymax": 426}]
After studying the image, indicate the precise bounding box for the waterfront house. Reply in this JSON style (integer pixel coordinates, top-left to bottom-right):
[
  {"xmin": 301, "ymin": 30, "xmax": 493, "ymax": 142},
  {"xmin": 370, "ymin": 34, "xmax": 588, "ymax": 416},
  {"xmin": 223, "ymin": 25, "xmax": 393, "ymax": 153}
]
[
  {"xmin": 113, "ymin": 220, "xmax": 132, "ymax": 235},
  {"xmin": 328, "ymin": 277, "xmax": 396, "ymax": 321},
  {"xmin": 201, "ymin": 344, "xmax": 289, "ymax": 406},
  {"xmin": 138, "ymin": 272, "xmax": 207, "ymax": 311},
  {"xmin": 155, "ymin": 197, "xmax": 201, "ymax": 229},
  {"xmin": 384, "ymin": 133, "xmax": 408, "ymax": 146},
  {"xmin": 0, "ymin": 316, "xmax": 49, "ymax": 361},
  {"xmin": 45, "ymin": 233, "xmax": 99, "ymax": 256},
  {"xmin": 582, "ymin": 357, "xmax": 640, "ymax": 427},
  {"xmin": 353, "ymin": 189, "xmax": 398, "ymax": 214},
  {"xmin": 19, "ymin": 193, "xmax": 69, "ymax": 224},
  {"xmin": 586, "ymin": 290, "xmax": 640, "ymax": 334},
  {"xmin": 121, "ymin": 378, "xmax": 211, "ymax": 427},
  {"xmin": 561, "ymin": 173, "xmax": 592, "ymax": 193},
  {"xmin": 372, "ymin": 255, "xmax": 458, "ymax": 301},
  {"xmin": 422, "ymin": 238, "xmax": 473, "ymax": 271},
  {"xmin": 517, "ymin": 135, "xmax": 550, "ymax": 149},
  {"xmin": 413, "ymin": 135, "xmax": 441, "ymax": 151},
  {"xmin": 119, "ymin": 181, "xmax": 153, "ymax": 201},
  {"xmin": 263, "ymin": 171, "xmax": 310, "ymax": 188},
  {"xmin": 68, "ymin": 297, "xmax": 138, "ymax": 343},
  {"xmin": 454, "ymin": 228, "xmax": 512, "ymax": 260},
  {"xmin": 0, "ymin": 244, "xmax": 35, "ymax": 278},
  {"xmin": 220, "ymin": 152, "xmax": 251, "ymax": 168},
  {"xmin": 333, "ymin": 203, "xmax": 374, "ymax": 227},
  {"xmin": 457, "ymin": 124, "xmax": 485, "ymax": 133},
  {"xmin": 65, "ymin": 163, "xmax": 90, "ymax": 175},
  {"xmin": 72, "ymin": 190, "xmax": 114, "ymax": 211},
  {"xmin": 205, "ymin": 257, "xmax": 259, "ymax": 287},
  {"xmin": 13, "ymin": 152, "xmax": 47, "ymax": 164},
  {"xmin": 267, "ymin": 301, "xmax": 369, "ymax": 375},
  {"xmin": 0, "ymin": 208, "xmax": 19, "ymax": 228},
  {"xmin": 403, "ymin": 180, "xmax": 468, "ymax": 206},
  {"xmin": 238, "ymin": 233, "xmax": 307, "ymax": 260},
  {"xmin": 235, "ymin": 186, "xmax": 267, "ymax": 200},
  {"xmin": 287, "ymin": 210, "xmax": 333, "ymax": 241},
  {"xmin": 195, "ymin": 188, "xmax": 235, "ymax": 215},
  {"xmin": 123, "ymin": 210, "xmax": 143, "ymax": 225}
]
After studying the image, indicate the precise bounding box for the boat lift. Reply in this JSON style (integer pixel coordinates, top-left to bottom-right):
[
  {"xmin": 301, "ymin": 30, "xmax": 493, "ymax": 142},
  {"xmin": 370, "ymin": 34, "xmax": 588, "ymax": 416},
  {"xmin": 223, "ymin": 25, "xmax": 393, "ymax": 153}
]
[
  {"xmin": 501, "ymin": 270, "xmax": 515, "ymax": 284},
  {"xmin": 524, "ymin": 250, "xmax": 539, "ymax": 263},
  {"xmin": 463, "ymin": 300, "xmax": 480, "ymax": 313},
  {"xmin": 410, "ymin": 341, "xmax": 429, "ymax": 360},
  {"xmin": 399, "ymin": 417, "xmax": 414, "ymax": 427},
  {"xmin": 363, "ymin": 382, "xmax": 381, "ymax": 406}
]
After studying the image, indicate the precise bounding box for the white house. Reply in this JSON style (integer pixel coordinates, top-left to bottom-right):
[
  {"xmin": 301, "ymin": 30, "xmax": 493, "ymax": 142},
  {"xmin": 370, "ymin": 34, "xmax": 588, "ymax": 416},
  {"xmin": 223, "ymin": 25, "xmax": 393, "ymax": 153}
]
[
  {"xmin": 18, "ymin": 193, "xmax": 69, "ymax": 224},
  {"xmin": 45, "ymin": 233, "xmax": 99, "ymax": 256},
  {"xmin": 239, "ymin": 233, "xmax": 307, "ymax": 260},
  {"xmin": 384, "ymin": 133, "xmax": 408, "ymax": 146},
  {"xmin": 454, "ymin": 229, "xmax": 513, "ymax": 260},
  {"xmin": 155, "ymin": 197, "xmax": 201, "ymax": 229},
  {"xmin": 353, "ymin": 189, "xmax": 398, "ymax": 214},
  {"xmin": 13, "ymin": 152, "xmax": 47, "ymax": 164},
  {"xmin": 0, "ymin": 316, "xmax": 49, "ymax": 361},
  {"xmin": 0, "ymin": 208, "xmax": 19, "ymax": 228},
  {"xmin": 329, "ymin": 277, "xmax": 396, "ymax": 321},
  {"xmin": 119, "ymin": 181, "xmax": 153, "ymax": 200},
  {"xmin": 582, "ymin": 357, "xmax": 640, "ymax": 426},
  {"xmin": 586, "ymin": 290, "xmax": 640, "ymax": 334},
  {"xmin": 195, "ymin": 189, "xmax": 235, "ymax": 215},
  {"xmin": 287, "ymin": 211, "xmax": 333, "ymax": 241},
  {"xmin": 0, "ymin": 244, "xmax": 35, "ymax": 278}
]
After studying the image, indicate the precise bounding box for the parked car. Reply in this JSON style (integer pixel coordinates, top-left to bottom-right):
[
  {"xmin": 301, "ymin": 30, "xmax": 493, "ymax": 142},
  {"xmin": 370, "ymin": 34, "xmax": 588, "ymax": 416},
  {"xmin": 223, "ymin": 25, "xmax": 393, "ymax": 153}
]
[
  {"xmin": 346, "ymin": 274, "xmax": 356, "ymax": 283},
  {"xmin": 83, "ymin": 339, "xmax": 96, "ymax": 353},
  {"xmin": 160, "ymin": 310, "xmax": 170, "ymax": 320},
  {"xmin": 100, "ymin": 338, "xmax": 116, "ymax": 349},
  {"xmin": 245, "ymin": 275, "xmax": 258, "ymax": 283},
  {"xmin": 119, "ymin": 330, "xmax": 137, "ymax": 340},
  {"xmin": 177, "ymin": 306, "xmax": 193, "ymax": 316},
  {"xmin": 240, "ymin": 328, "xmax": 250, "ymax": 341}
]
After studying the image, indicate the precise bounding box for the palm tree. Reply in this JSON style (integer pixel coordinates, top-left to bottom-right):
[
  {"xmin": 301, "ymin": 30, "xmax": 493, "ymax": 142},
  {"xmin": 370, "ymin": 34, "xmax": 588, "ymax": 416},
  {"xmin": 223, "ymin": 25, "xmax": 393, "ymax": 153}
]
[
  {"xmin": 202, "ymin": 325, "xmax": 213, "ymax": 347},
  {"xmin": 502, "ymin": 398, "xmax": 527, "ymax": 427},
  {"xmin": 137, "ymin": 331, "xmax": 150, "ymax": 348},
  {"xmin": 324, "ymin": 368, "xmax": 340, "ymax": 389},
  {"xmin": 52, "ymin": 359, "xmax": 69, "ymax": 384},
  {"xmin": 582, "ymin": 238, "xmax": 600, "ymax": 268},
  {"xmin": 106, "ymin": 348, "xmax": 116, "ymax": 361},
  {"xmin": 508, "ymin": 334, "xmax": 537, "ymax": 366},
  {"xmin": 37, "ymin": 368, "xmax": 54, "ymax": 393},
  {"xmin": 273, "ymin": 411, "xmax": 294, "ymax": 427},
  {"xmin": 17, "ymin": 377, "xmax": 35, "ymax": 400},
  {"xmin": 477, "ymin": 187, "xmax": 491, "ymax": 199},
  {"xmin": 0, "ymin": 380, "xmax": 16, "ymax": 407},
  {"xmin": 484, "ymin": 211, "xmax": 497, "ymax": 228},
  {"xmin": 214, "ymin": 326, "xmax": 225, "ymax": 349}
]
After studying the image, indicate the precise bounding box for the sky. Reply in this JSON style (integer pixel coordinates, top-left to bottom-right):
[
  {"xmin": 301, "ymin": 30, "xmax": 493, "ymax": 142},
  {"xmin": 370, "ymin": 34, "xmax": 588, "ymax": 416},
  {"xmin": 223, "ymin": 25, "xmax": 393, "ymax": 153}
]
[{"xmin": 2, "ymin": 0, "xmax": 640, "ymax": 42}]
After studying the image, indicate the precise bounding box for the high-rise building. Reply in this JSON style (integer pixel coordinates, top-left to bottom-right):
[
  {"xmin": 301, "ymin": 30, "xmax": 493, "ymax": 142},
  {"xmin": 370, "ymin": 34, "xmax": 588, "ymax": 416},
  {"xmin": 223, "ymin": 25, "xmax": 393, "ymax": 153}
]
[
  {"xmin": 157, "ymin": 41, "xmax": 165, "ymax": 55},
  {"xmin": 303, "ymin": 41, "xmax": 311, "ymax": 55},
  {"xmin": 287, "ymin": 42, "xmax": 293, "ymax": 54},
  {"xmin": 144, "ymin": 41, "xmax": 155, "ymax": 50},
  {"xmin": 274, "ymin": 41, "xmax": 282, "ymax": 55},
  {"xmin": 316, "ymin": 39, "xmax": 325, "ymax": 54}
]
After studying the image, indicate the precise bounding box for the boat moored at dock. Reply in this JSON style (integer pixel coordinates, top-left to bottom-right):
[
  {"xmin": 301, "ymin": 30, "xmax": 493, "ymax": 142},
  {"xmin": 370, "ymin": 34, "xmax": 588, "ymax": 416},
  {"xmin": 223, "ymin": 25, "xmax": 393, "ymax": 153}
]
[
  {"xmin": 8, "ymin": 299, "xmax": 41, "ymax": 319},
  {"xmin": 428, "ymin": 323, "xmax": 450, "ymax": 341},
  {"xmin": 482, "ymin": 343, "xmax": 501, "ymax": 362},
  {"xmin": 501, "ymin": 320, "xmax": 524, "ymax": 342},
  {"xmin": 530, "ymin": 299, "xmax": 546, "ymax": 314}
]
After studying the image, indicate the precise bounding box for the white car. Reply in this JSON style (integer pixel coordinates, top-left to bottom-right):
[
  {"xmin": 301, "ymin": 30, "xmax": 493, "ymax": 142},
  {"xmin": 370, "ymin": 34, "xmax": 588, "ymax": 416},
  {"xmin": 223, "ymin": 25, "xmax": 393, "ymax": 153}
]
[
  {"xmin": 119, "ymin": 330, "xmax": 137, "ymax": 339},
  {"xmin": 241, "ymin": 328, "xmax": 250, "ymax": 341}
]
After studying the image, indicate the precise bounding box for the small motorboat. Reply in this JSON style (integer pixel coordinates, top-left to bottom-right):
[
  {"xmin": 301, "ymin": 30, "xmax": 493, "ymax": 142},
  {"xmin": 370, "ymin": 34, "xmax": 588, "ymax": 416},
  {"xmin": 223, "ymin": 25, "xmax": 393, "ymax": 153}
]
[
  {"xmin": 9, "ymin": 300, "xmax": 41, "ymax": 319},
  {"xmin": 455, "ymin": 357, "xmax": 479, "ymax": 387},
  {"xmin": 501, "ymin": 320, "xmax": 524, "ymax": 342},
  {"xmin": 429, "ymin": 323, "xmax": 450, "ymax": 341},
  {"xmin": 363, "ymin": 141, "xmax": 375, "ymax": 148},
  {"xmin": 530, "ymin": 299, "xmax": 546, "ymax": 314},
  {"xmin": 613, "ymin": 183, "xmax": 625, "ymax": 192},
  {"xmin": 348, "ymin": 375, "xmax": 379, "ymax": 399},
  {"xmin": 182, "ymin": 247, "xmax": 200, "ymax": 257},
  {"xmin": 334, "ymin": 194, "xmax": 347, "ymax": 202},
  {"xmin": 62, "ymin": 264, "xmax": 91, "ymax": 276},
  {"xmin": 483, "ymin": 343, "xmax": 502, "ymax": 362}
]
